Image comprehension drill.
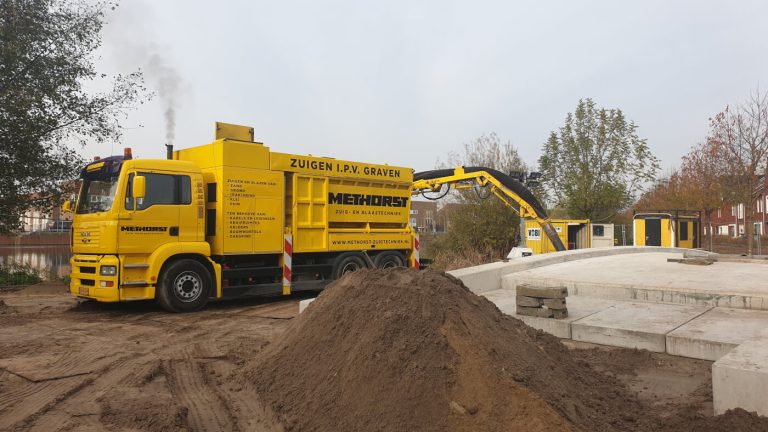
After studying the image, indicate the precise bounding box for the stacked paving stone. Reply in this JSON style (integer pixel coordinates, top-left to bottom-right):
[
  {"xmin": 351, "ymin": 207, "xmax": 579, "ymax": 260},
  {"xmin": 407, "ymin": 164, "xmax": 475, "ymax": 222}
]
[{"xmin": 516, "ymin": 284, "xmax": 568, "ymax": 319}]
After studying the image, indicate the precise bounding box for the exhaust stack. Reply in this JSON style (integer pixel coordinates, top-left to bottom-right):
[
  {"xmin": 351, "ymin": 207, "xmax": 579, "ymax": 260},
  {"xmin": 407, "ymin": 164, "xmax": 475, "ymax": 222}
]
[{"xmin": 165, "ymin": 143, "xmax": 173, "ymax": 160}]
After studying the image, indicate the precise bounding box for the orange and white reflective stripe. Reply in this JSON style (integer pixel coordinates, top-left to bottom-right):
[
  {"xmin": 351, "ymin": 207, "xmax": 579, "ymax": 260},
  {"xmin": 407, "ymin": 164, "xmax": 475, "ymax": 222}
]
[
  {"xmin": 283, "ymin": 234, "xmax": 292, "ymax": 295},
  {"xmin": 413, "ymin": 233, "xmax": 420, "ymax": 269}
]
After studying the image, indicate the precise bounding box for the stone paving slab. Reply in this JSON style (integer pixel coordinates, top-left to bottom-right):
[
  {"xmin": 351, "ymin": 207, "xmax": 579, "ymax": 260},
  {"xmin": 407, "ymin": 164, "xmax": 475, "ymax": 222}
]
[
  {"xmin": 570, "ymin": 302, "xmax": 711, "ymax": 352},
  {"xmin": 666, "ymin": 308, "xmax": 768, "ymax": 361},
  {"xmin": 483, "ymin": 290, "xmax": 618, "ymax": 338}
]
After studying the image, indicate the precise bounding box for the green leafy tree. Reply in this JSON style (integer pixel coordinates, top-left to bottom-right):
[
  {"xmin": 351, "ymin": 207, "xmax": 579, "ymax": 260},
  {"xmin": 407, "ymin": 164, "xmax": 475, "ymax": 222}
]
[
  {"xmin": 0, "ymin": 0, "xmax": 148, "ymax": 232},
  {"xmin": 539, "ymin": 99, "xmax": 660, "ymax": 220},
  {"xmin": 428, "ymin": 133, "xmax": 529, "ymax": 267}
]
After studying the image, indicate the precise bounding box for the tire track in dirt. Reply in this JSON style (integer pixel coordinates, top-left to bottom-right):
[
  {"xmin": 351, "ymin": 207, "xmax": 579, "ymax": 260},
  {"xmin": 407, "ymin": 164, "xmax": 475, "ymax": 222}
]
[
  {"xmin": 26, "ymin": 353, "xmax": 155, "ymax": 432},
  {"xmin": 0, "ymin": 375, "xmax": 92, "ymax": 430},
  {"xmin": 1, "ymin": 285, "xmax": 300, "ymax": 431},
  {"xmin": 163, "ymin": 358, "xmax": 238, "ymax": 431}
]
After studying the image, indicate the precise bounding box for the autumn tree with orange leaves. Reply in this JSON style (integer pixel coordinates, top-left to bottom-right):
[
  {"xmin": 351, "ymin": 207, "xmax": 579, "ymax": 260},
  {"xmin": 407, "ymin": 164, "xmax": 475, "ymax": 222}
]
[
  {"xmin": 678, "ymin": 140, "xmax": 730, "ymax": 251},
  {"xmin": 708, "ymin": 89, "xmax": 768, "ymax": 255}
]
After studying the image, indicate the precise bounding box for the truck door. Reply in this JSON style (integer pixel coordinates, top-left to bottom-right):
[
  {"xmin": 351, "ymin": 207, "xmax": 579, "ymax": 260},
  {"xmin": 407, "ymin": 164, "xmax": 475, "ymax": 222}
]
[
  {"xmin": 645, "ymin": 219, "xmax": 662, "ymax": 246},
  {"xmin": 118, "ymin": 172, "xmax": 190, "ymax": 254}
]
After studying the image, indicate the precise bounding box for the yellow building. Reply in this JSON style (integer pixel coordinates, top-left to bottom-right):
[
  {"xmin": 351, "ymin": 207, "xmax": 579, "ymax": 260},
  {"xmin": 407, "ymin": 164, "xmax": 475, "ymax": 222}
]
[
  {"xmin": 524, "ymin": 219, "xmax": 591, "ymax": 254},
  {"xmin": 633, "ymin": 211, "xmax": 701, "ymax": 248}
]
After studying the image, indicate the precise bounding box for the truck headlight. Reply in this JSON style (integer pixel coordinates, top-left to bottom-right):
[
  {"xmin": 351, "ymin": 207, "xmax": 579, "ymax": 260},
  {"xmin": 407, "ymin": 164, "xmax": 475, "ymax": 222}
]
[{"xmin": 100, "ymin": 265, "xmax": 117, "ymax": 276}]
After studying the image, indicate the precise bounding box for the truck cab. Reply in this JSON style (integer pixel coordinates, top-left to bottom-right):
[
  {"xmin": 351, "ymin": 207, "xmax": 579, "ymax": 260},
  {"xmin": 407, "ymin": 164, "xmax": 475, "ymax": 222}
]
[{"xmin": 70, "ymin": 153, "xmax": 217, "ymax": 311}]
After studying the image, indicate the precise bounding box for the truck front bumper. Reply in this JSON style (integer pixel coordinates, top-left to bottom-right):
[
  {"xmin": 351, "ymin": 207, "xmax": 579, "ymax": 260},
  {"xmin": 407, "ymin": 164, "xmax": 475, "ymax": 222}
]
[
  {"xmin": 70, "ymin": 254, "xmax": 122, "ymax": 302},
  {"xmin": 69, "ymin": 254, "xmax": 155, "ymax": 303}
]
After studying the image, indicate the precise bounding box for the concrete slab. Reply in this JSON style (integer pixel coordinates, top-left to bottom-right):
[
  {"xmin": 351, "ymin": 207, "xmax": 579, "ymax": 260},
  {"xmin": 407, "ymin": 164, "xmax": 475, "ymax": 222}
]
[
  {"xmin": 482, "ymin": 290, "xmax": 618, "ymax": 338},
  {"xmin": 667, "ymin": 308, "xmax": 768, "ymax": 361},
  {"xmin": 503, "ymin": 252, "xmax": 768, "ymax": 310},
  {"xmin": 571, "ymin": 302, "xmax": 711, "ymax": 352},
  {"xmin": 449, "ymin": 247, "xmax": 699, "ymax": 295},
  {"xmin": 713, "ymin": 335, "xmax": 768, "ymax": 416}
]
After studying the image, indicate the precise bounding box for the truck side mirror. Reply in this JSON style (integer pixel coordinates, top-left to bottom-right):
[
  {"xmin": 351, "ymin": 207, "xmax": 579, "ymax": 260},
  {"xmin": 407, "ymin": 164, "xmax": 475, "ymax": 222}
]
[{"xmin": 133, "ymin": 175, "xmax": 146, "ymax": 200}]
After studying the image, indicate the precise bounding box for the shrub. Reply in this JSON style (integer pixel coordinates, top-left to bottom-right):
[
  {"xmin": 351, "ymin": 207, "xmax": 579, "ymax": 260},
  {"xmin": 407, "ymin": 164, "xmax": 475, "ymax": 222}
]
[{"xmin": 0, "ymin": 262, "xmax": 43, "ymax": 286}]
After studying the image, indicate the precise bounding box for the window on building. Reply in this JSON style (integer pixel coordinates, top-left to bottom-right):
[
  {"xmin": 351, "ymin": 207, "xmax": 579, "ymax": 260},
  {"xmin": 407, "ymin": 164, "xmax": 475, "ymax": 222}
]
[
  {"xmin": 717, "ymin": 209, "xmax": 721, "ymax": 218},
  {"xmin": 731, "ymin": 206, "xmax": 735, "ymax": 216},
  {"xmin": 755, "ymin": 223, "xmax": 763, "ymax": 236},
  {"xmin": 410, "ymin": 209, "xmax": 418, "ymax": 215},
  {"xmin": 126, "ymin": 173, "xmax": 191, "ymax": 210},
  {"xmin": 410, "ymin": 218, "xmax": 417, "ymax": 227},
  {"xmin": 592, "ymin": 225, "xmax": 605, "ymax": 237}
]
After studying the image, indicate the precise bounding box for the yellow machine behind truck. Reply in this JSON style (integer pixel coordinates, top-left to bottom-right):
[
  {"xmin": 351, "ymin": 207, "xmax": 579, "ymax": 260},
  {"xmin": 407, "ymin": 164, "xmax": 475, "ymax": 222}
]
[{"xmin": 67, "ymin": 122, "xmax": 564, "ymax": 312}]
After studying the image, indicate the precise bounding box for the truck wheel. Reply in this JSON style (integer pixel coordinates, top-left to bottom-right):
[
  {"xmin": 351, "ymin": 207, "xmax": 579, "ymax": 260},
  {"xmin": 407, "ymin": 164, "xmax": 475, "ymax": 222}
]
[
  {"xmin": 374, "ymin": 251, "xmax": 405, "ymax": 269},
  {"xmin": 157, "ymin": 259, "xmax": 211, "ymax": 313},
  {"xmin": 332, "ymin": 253, "xmax": 367, "ymax": 280}
]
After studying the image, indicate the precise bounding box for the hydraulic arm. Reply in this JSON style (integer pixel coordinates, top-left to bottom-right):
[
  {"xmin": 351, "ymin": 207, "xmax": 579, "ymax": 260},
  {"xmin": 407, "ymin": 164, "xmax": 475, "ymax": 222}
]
[{"xmin": 411, "ymin": 166, "xmax": 566, "ymax": 252}]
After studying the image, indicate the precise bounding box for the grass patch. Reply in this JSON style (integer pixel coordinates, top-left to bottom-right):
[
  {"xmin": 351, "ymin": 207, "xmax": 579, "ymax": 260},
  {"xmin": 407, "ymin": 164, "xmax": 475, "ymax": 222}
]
[{"xmin": 0, "ymin": 262, "xmax": 43, "ymax": 287}]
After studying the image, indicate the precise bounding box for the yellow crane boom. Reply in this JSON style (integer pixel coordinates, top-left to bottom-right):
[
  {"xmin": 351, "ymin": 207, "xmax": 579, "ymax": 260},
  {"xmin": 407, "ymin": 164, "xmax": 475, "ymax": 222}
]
[{"xmin": 411, "ymin": 166, "xmax": 566, "ymax": 252}]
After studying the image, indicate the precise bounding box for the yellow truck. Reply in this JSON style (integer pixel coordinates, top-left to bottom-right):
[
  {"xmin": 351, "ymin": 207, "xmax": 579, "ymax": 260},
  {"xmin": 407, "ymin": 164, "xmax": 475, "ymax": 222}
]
[
  {"xmin": 66, "ymin": 122, "xmax": 565, "ymax": 312},
  {"xmin": 67, "ymin": 123, "xmax": 414, "ymax": 311}
]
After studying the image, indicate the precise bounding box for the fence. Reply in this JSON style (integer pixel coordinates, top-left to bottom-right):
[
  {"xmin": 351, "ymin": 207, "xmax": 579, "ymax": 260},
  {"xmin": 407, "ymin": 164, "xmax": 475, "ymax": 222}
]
[
  {"xmin": 16, "ymin": 214, "xmax": 72, "ymax": 233},
  {"xmin": 614, "ymin": 224, "xmax": 634, "ymax": 246}
]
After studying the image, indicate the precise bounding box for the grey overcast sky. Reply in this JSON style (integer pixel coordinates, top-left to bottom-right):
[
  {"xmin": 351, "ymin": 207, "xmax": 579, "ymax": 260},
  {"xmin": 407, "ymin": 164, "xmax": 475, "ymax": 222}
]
[{"xmin": 90, "ymin": 0, "xmax": 768, "ymax": 173}]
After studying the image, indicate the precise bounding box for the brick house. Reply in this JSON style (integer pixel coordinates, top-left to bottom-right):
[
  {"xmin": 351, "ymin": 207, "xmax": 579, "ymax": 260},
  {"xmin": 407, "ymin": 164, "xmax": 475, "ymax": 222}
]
[
  {"xmin": 710, "ymin": 175, "xmax": 767, "ymax": 237},
  {"xmin": 410, "ymin": 201, "xmax": 438, "ymax": 233}
]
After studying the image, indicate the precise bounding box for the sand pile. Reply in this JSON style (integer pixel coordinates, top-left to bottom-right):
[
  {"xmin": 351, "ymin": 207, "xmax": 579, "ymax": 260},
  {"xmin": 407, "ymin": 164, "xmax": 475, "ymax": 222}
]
[{"xmin": 244, "ymin": 268, "xmax": 768, "ymax": 432}]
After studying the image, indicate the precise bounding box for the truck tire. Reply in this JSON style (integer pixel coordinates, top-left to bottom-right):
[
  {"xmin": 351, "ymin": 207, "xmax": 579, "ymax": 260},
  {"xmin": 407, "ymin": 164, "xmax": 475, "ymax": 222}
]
[
  {"xmin": 374, "ymin": 251, "xmax": 405, "ymax": 269},
  {"xmin": 157, "ymin": 259, "xmax": 211, "ymax": 313},
  {"xmin": 332, "ymin": 253, "xmax": 367, "ymax": 280}
]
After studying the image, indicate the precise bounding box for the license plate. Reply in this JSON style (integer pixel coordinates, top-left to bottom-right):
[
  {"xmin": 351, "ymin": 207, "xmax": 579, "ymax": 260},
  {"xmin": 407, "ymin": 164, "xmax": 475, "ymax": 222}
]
[{"xmin": 78, "ymin": 286, "xmax": 90, "ymax": 296}]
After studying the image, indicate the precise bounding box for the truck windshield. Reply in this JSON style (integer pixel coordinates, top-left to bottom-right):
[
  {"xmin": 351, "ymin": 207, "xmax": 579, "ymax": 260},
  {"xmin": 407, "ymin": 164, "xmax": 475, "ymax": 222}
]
[{"xmin": 76, "ymin": 176, "xmax": 120, "ymax": 214}]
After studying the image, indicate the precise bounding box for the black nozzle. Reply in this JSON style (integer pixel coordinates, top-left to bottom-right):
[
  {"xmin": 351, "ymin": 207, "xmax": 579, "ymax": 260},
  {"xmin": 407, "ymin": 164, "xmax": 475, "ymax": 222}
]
[{"xmin": 165, "ymin": 143, "xmax": 173, "ymax": 160}]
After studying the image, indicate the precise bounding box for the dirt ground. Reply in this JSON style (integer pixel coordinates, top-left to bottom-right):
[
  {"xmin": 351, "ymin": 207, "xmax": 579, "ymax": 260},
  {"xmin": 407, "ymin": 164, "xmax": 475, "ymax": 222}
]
[{"xmin": 0, "ymin": 281, "xmax": 722, "ymax": 431}]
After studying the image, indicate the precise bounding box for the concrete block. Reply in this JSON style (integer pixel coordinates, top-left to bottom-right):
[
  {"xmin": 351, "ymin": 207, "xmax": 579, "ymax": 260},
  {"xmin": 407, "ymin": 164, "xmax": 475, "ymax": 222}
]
[
  {"xmin": 551, "ymin": 309, "xmax": 568, "ymax": 319},
  {"xmin": 667, "ymin": 308, "xmax": 768, "ymax": 361},
  {"xmin": 299, "ymin": 298, "xmax": 315, "ymax": 313},
  {"xmin": 543, "ymin": 298, "xmax": 567, "ymax": 310},
  {"xmin": 517, "ymin": 284, "xmax": 568, "ymax": 299},
  {"xmin": 517, "ymin": 306, "xmax": 553, "ymax": 318},
  {"xmin": 571, "ymin": 302, "xmax": 711, "ymax": 352},
  {"xmin": 516, "ymin": 296, "xmax": 543, "ymax": 307},
  {"xmin": 713, "ymin": 336, "xmax": 768, "ymax": 416}
]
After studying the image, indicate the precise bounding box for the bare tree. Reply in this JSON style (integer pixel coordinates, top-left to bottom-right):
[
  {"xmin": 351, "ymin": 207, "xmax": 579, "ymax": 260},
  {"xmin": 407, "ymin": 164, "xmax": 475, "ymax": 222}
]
[
  {"xmin": 709, "ymin": 88, "xmax": 768, "ymax": 255},
  {"xmin": 679, "ymin": 139, "xmax": 730, "ymax": 251}
]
